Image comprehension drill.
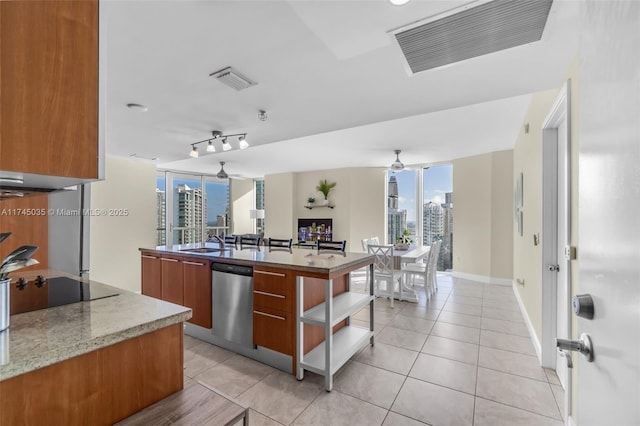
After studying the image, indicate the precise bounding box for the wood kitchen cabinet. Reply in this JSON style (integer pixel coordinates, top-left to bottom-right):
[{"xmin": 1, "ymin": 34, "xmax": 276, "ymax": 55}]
[
  {"xmin": 141, "ymin": 252, "xmax": 211, "ymax": 329},
  {"xmin": 0, "ymin": 0, "xmax": 100, "ymax": 178},
  {"xmin": 253, "ymin": 267, "xmax": 296, "ymax": 356},
  {"xmin": 183, "ymin": 258, "xmax": 212, "ymax": 329}
]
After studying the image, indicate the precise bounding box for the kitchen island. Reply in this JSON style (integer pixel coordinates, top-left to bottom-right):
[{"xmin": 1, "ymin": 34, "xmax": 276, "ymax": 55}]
[
  {"xmin": 0, "ymin": 271, "xmax": 191, "ymax": 425},
  {"xmin": 140, "ymin": 243, "xmax": 375, "ymax": 391}
]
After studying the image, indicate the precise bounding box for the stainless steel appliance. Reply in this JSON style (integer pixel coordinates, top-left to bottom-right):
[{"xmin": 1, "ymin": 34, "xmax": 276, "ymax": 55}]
[{"xmin": 211, "ymin": 263, "xmax": 253, "ymax": 348}]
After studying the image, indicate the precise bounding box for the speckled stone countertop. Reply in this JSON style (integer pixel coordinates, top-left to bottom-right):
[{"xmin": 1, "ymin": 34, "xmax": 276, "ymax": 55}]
[
  {"xmin": 0, "ymin": 274, "xmax": 191, "ymax": 381},
  {"xmin": 141, "ymin": 244, "xmax": 374, "ymax": 278}
]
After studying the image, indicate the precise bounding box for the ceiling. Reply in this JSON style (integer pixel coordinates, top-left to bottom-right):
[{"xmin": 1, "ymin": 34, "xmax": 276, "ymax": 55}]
[{"xmin": 104, "ymin": 0, "xmax": 579, "ymax": 178}]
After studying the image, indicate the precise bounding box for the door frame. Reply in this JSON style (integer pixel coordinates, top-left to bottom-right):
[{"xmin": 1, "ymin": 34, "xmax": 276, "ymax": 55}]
[{"xmin": 541, "ymin": 80, "xmax": 572, "ymax": 419}]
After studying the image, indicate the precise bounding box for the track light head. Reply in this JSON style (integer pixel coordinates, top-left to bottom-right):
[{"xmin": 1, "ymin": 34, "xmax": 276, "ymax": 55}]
[
  {"xmin": 206, "ymin": 140, "xmax": 216, "ymax": 152},
  {"xmin": 239, "ymin": 135, "xmax": 249, "ymax": 149},
  {"xmin": 189, "ymin": 146, "xmax": 199, "ymax": 158}
]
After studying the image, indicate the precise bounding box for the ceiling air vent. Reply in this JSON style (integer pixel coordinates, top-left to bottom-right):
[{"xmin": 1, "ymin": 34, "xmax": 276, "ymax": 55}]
[
  {"xmin": 209, "ymin": 67, "xmax": 257, "ymax": 91},
  {"xmin": 390, "ymin": 0, "xmax": 553, "ymax": 74}
]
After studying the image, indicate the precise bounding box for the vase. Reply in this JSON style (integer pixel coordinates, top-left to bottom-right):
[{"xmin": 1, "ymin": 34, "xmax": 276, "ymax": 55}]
[{"xmin": 321, "ymin": 199, "xmax": 329, "ymax": 206}]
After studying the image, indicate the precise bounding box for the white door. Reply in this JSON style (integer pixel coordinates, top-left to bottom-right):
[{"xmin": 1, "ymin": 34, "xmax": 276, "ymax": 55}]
[
  {"xmin": 577, "ymin": 1, "xmax": 640, "ymax": 424},
  {"xmin": 555, "ymin": 118, "xmax": 570, "ymax": 390}
]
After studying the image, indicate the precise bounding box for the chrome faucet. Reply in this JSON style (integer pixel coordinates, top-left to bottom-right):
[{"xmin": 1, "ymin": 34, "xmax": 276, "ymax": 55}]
[{"xmin": 209, "ymin": 235, "xmax": 225, "ymax": 250}]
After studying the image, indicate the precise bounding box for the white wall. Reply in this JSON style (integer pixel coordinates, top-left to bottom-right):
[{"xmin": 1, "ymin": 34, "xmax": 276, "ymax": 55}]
[
  {"xmin": 265, "ymin": 167, "xmax": 385, "ymax": 252},
  {"xmin": 452, "ymin": 150, "xmax": 514, "ymax": 280},
  {"xmin": 230, "ymin": 178, "xmax": 254, "ymax": 234},
  {"xmin": 89, "ymin": 157, "xmax": 156, "ymax": 292}
]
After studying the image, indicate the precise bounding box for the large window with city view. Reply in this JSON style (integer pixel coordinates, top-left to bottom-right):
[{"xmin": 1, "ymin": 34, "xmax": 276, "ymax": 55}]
[
  {"xmin": 387, "ymin": 164, "xmax": 453, "ymax": 272},
  {"xmin": 156, "ymin": 172, "xmax": 230, "ymax": 246}
]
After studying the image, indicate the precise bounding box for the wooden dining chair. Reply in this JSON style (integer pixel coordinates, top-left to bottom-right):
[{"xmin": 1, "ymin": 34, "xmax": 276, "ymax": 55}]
[{"xmin": 367, "ymin": 244, "xmax": 401, "ymax": 308}]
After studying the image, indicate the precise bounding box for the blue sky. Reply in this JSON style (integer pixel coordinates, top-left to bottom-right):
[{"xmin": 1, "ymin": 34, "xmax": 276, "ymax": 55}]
[
  {"xmin": 392, "ymin": 164, "xmax": 453, "ymax": 224},
  {"xmin": 157, "ymin": 177, "xmax": 229, "ymax": 224}
]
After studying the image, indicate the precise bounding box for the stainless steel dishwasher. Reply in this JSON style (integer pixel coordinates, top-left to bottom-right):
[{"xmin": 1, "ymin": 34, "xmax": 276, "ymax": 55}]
[{"xmin": 211, "ymin": 262, "xmax": 254, "ymax": 348}]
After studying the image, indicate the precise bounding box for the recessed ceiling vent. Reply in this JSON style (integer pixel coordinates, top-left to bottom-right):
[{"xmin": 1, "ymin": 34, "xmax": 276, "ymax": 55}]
[
  {"xmin": 391, "ymin": 0, "xmax": 553, "ymax": 74},
  {"xmin": 209, "ymin": 67, "xmax": 257, "ymax": 91}
]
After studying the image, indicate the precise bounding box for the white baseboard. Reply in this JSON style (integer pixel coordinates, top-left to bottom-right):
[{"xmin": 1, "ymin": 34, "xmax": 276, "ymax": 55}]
[
  {"xmin": 512, "ymin": 280, "xmax": 542, "ymax": 362},
  {"xmin": 449, "ymin": 270, "xmax": 512, "ymax": 286},
  {"xmin": 568, "ymin": 415, "xmax": 576, "ymax": 426}
]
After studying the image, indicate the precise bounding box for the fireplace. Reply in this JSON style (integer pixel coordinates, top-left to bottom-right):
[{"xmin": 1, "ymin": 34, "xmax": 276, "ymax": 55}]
[{"xmin": 298, "ymin": 218, "xmax": 332, "ymax": 243}]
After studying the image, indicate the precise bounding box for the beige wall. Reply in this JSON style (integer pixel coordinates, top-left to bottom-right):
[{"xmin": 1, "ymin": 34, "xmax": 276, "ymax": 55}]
[
  {"xmin": 89, "ymin": 157, "xmax": 157, "ymax": 293},
  {"xmin": 452, "ymin": 150, "xmax": 513, "ymax": 280},
  {"xmin": 265, "ymin": 168, "xmax": 385, "ymax": 252},
  {"xmin": 230, "ymin": 179, "xmax": 254, "ymax": 234}
]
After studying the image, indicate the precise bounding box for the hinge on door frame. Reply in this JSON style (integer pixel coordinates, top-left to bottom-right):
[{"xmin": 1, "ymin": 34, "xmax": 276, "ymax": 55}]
[{"xmin": 548, "ymin": 264, "xmax": 560, "ymax": 272}]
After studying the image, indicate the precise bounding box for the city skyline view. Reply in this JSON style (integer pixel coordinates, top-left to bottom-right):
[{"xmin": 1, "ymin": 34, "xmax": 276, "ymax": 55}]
[{"xmin": 156, "ymin": 176, "xmax": 229, "ymax": 226}]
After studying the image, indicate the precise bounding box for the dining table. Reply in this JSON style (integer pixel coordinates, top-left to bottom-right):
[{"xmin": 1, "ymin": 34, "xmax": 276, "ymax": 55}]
[{"xmin": 392, "ymin": 245, "xmax": 431, "ymax": 302}]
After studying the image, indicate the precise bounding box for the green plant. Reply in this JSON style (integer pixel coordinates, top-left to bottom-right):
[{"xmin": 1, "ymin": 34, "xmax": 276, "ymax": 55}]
[
  {"xmin": 396, "ymin": 229, "xmax": 413, "ymax": 245},
  {"xmin": 316, "ymin": 179, "xmax": 336, "ymax": 200},
  {"xmin": 307, "ymin": 197, "xmax": 316, "ymax": 204}
]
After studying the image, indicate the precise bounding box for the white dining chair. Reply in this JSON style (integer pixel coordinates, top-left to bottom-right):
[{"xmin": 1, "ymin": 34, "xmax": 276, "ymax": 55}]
[
  {"xmin": 367, "ymin": 244, "xmax": 401, "ymax": 308},
  {"xmin": 402, "ymin": 241, "xmax": 440, "ymax": 300},
  {"xmin": 370, "ymin": 236, "xmax": 380, "ymax": 245}
]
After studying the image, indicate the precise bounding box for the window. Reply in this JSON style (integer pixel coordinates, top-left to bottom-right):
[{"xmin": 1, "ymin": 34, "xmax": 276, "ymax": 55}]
[
  {"xmin": 387, "ymin": 169, "xmax": 417, "ymax": 245},
  {"xmin": 255, "ymin": 180, "xmax": 265, "ymax": 234},
  {"xmin": 155, "ymin": 171, "xmax": 230, "ymax": 246},
  {"xmin": 422, "ymin": 165, "xmax": 453, "ymax": 271}
]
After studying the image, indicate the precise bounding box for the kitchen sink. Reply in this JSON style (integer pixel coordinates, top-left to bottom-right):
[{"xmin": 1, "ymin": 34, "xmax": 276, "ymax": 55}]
[{"xmin": 179, "ymin": 247, "xmax": 226, "ymax": 253}]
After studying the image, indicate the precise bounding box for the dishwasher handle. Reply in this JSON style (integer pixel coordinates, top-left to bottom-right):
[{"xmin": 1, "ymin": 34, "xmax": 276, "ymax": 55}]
[{"xmin": 211, "ymin": 262, "xmax": 253, "ymax": 276}]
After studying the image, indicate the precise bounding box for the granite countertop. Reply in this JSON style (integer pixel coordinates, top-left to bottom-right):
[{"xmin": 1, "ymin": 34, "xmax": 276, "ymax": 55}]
[
  {"xmin": 141, "ymin": 244, "xmax": 374, "ymax": 276},
  {"xmin": 0, "ymin": 272, "xmax": 191, "ymax": 381}
]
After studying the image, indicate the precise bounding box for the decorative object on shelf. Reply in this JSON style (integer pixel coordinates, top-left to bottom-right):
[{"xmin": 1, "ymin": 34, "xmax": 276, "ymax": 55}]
[
  {"xmin": 390, "ymin": 149, "xmax": 405, "ymax": 171},
  {"xmin": 306, "ymin": 197, "xmax": 316, "ymax": 207},
  {"xmin": 188, "ymin": 130, "xmax": 249, "ymax": 158},
  {"xmin": 316, "ymin": 179, "xmax": 336, "ymax": 205}
]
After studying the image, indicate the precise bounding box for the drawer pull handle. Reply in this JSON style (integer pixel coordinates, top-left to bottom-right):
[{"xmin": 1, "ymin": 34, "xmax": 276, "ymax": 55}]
[
  {"xmin": 254, "ymin": 270, "xmax": 286, "ymax": 277},
  {"xmin": 183, "ymin": 261, "xmax": 205, "ymax": 266},
  {"xmin": 253, "ymin": 310, "xmax": 286, "ymax": 321},
  {"xmin": 254, "ymin": 290, "xmax": 286, "ymax": 299},
  {"xmin": 141, "ymin": 255, "xmax": 157, "ymax": 259},
  {"xmin": 160, "ymin": 258, "xmax": 179, "ymax": 262}
]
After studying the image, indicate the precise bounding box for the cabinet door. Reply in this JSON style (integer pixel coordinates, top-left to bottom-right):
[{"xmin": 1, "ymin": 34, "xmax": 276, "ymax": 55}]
[
  {"xmin": 0, "ymin": 0, "xmax": 99, "ymax": 178},
  {"xmin": 183, "ymin": 258, "xmax": 212, "ymax": 329},
  {"xmin": 160, "ymin": 257, "xmax": 183, "ymax": 305},
  {"xmin": 141, "ymin": 253, "xmax": 162, "ymax": 299},
  {"xmin": 253, "ymin": 306, "xmax": 293, "ymax": 355}
]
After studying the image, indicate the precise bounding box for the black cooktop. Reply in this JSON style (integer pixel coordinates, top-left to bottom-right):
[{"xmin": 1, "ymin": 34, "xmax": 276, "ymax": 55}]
[{"xmin": 11, "ymin": 276, "xmax": 119, "ymax": 315}]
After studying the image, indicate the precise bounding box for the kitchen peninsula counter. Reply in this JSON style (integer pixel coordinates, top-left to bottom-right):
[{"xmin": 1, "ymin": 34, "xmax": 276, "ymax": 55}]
[
  {"xmin": 141, "ymin": 243, "xmax": 374, "ymax": 278},
  {"xmin": 0, "ymin": 271, "xmax": 192, "ymax": 425}
]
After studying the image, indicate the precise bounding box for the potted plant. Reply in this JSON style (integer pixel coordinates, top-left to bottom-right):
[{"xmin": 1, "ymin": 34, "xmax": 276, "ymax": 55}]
[
  {"xmin": 395, "ymin": 229, "xmax": 413, "ymax": 250},
  {"xmin": 316, "ymin": 179, "xmax": 336, "ymax": 205},
  {"xmin": 306, "ymin": 197, "xmax": 316, "ymax": 207}
]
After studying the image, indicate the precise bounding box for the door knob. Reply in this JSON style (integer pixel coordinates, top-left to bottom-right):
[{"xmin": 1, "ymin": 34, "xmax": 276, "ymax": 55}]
[{"xmin": 556, "ymin": 333, "xmax": 594, "ymax": 362}]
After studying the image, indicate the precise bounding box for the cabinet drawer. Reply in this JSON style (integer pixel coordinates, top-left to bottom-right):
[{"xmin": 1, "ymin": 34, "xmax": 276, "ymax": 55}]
[
  {"xmin": 253, "ymin": 268, "xmax": 294, "ymax": 298},
  {"xmin": 253, "ymin": 288, "xmax": 292, "ymax": 312},
  {"xmin": 253, "ymin": 307, "xmax": 293, "ymax": 355}
]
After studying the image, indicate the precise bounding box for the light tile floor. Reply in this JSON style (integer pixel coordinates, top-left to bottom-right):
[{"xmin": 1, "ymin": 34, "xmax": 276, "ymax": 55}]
[{"xmin": 179, "ymin": 274, "xmax": 565, "ymax": 426}]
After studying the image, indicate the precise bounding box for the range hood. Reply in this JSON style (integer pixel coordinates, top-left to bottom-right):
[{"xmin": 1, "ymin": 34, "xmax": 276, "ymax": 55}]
[{"xmin": 0, "ymin": 171, "xmax": 98, "ymax": 199}]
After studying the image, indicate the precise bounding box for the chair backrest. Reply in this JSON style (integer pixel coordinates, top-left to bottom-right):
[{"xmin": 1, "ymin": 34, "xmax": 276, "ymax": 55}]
[
  {"xmin": 370, "ymin": 236, "xmax": 380, "ymax": 245},
  {"xmin": 361, "ymin": 238, "xmax": 370, "ymax": 252},
  {"xmin": 240, "ymin": 235, "xmax": 261, "ymax": 249},
  {"xmin": 224, "ymin": 234, "xmax": 238, "ymax": 245},
  {"xmin": 425, "ymin": 240, "xmax": 441, "ymax": 279},
  {"xmin": 367, "ymin": 244, "xmax": 394, "ymax": 276},
  {"xmin": 317, "ymin": 240, "xmax": 346, "ymax": 252},
  {"xmin": 268, "ymin": 238, "xmax": 292, "ymax": 248}
]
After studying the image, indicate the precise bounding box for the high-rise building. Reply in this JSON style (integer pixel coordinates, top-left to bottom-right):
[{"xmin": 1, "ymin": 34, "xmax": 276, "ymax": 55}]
[
  {"xmin": 441, "ymin": 192, "xmax": 454, "ymax": 270},
  {"xmin": 423, "ymin": 201, "xmax": 444, "ymax": 246},
  {"xmin": 156, "ymin": 189, "xmax": 166, "ymax": 246},
  {"xmin": 388, "ymin": 209, "xmax": 407, "ymax": 245},
  {"xmin": 175, "ymin": 184, "xmax": 203, "ymax": 244}
]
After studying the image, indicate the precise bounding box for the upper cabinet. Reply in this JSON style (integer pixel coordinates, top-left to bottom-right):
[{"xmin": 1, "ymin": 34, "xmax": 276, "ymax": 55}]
[{"xmin": 0, "ymin": 0, "xmax": 102, "ymax": 183}]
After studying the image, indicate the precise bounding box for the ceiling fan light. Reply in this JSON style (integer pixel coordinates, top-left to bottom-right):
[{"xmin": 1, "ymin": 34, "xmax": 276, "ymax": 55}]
[
  {"xmin": 238, "ymin": 135, "xmax": 249, "ymax": 150},
  {"xmin": 222, "ymin": 139, "xmax": 232, "ymax": 151},
  {"xmin": 216, "ymin": 161, "xmax": 229, "ymax": 179},
  {"xmin": 206, "ymin": 140, "xmax": 216, "ymax": 152},
  {"xmin": 189, "ymin": 146, "xmax": 199, "ymax": 158},
  {"xmin": 390, "ymin": 149, "xmax": 404, "ymax": 171}
]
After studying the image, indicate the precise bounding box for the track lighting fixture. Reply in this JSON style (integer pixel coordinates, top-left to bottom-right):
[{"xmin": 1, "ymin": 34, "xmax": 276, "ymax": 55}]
[
  {"xmin": 188, "ymin": 130, "xmax": 249, "ymax": 157},
  {"xmin": 390, "ymin": 149, "xmax": 405, "ymax": 171}
]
